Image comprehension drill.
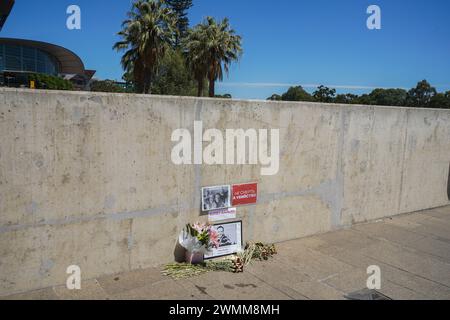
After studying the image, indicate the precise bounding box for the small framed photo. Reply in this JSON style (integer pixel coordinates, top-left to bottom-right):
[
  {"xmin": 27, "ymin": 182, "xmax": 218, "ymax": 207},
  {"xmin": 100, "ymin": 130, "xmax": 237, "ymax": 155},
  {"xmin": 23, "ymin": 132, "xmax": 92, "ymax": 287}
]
[
  {"xmin": 201, "ymin": 185, "xmax": 231, "ymax": 212},
  {"xmin": 204, "ymin": 221, "xmax": 243, "ymax": 260}
]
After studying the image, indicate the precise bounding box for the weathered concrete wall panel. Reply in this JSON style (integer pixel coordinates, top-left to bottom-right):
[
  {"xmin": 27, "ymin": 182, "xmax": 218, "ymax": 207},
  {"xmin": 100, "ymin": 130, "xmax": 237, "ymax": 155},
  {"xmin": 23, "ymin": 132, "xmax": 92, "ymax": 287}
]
[
  {"xmin": 340, "ymin": 106, "xmax": 409, "ymax": 224},
  {"xmin": 399, "ymin": 109, "xmax": 450, "ymax": 213},
  {"xmin": 1, "ymin": 88, "xmax": 449, "ymax": 295}
]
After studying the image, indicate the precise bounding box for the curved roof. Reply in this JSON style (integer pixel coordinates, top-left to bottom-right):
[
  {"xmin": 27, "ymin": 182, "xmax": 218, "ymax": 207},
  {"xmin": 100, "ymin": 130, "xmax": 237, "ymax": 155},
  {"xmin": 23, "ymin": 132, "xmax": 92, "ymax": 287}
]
[
  {"xmin": 0, "ymin": 0, "xmax": 15, "ymax": 31},
  {"xmin": 0, "ymin": 37, "xmax": 86, "ymax": 75}
]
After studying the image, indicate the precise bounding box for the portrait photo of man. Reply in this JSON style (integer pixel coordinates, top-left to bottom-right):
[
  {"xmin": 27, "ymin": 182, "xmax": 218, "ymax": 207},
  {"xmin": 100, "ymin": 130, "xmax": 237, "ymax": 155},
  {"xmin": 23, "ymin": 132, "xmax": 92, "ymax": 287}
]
[{"xmin": 216, "ymin": 226, "xmax": 233, "ymax": 247}]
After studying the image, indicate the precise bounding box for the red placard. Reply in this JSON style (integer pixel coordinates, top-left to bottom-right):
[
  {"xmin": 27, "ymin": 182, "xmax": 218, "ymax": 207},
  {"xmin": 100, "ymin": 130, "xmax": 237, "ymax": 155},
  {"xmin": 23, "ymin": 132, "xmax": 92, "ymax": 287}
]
[{"xmin": 232, "ymin": 183, "xmax": 258, "ymax": 206}]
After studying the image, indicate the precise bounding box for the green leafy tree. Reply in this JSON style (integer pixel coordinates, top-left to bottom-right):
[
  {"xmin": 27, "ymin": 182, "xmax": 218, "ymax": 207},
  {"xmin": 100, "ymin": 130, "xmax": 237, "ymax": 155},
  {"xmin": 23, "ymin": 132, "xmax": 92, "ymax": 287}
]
[
  {"xmin": 122, "ymin": 70, "xmax": 133, "ymax": 84},
  {"xmin": 334, "ymin": 93, "xmax": 358, "ymax": 104},
  {"xmin": 267, "ymin": 80, "xmax": 449, "ymax": 109},
  {"xmin": 406, "ymin": 80, "xmax": 437, "ymax": 108},
  {"xmin": 90, "ymin": 80, "xmax": 127, "ymax": 93},
  {"xmin": 354, "ymin": 94, "xmax": 372, "ymax": 105},
  {"xmin": 113, "ymin": 0, "xmax": 177, "ymax": 94},
  {"xmin": 151, "ymin": 48, "xmax": 201, "ymax": 96},
  {"xmin": 429, "ymin": 91, "xmax": 450, "ymax": 109},
  {"xmin": 281, "ymin": 86, "xmax": 314, "ymax": 102},
  {"xmin": 368, "ymin": 88, "xmax": 408, "ymax": 106},
  {"xmin": 313, "ymin": 85, "xmax": 336, "ymax": 103},
  {"xmin": 267, "ymin": 94, "xmax": 282, "ymax": 101},
  {"xmin": 184, "ymin": 17, "xmax": 242, "ymax": 97},
  {"xmin": 166, "ymin": 0, "xmax": 192, "ymax": 46}
]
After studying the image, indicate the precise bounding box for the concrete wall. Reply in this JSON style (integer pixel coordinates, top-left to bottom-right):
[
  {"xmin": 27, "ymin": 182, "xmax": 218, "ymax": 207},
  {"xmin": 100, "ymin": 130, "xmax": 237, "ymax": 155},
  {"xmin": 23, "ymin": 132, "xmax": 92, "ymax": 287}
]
[{"xmin": 1, "ymin": 88, "xmax": 449, "ymax": 295}]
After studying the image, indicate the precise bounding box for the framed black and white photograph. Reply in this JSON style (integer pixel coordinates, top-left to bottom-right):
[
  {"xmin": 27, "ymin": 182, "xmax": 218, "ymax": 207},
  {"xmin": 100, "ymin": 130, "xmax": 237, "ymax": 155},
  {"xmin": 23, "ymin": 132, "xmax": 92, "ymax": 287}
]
[
  {"xmin": 201, "ymin": 185, "xmax": 231, "ymax": 211},
  {"xmin": 205, "ymin": 221, "xmax": 243, "ymax": 260}
]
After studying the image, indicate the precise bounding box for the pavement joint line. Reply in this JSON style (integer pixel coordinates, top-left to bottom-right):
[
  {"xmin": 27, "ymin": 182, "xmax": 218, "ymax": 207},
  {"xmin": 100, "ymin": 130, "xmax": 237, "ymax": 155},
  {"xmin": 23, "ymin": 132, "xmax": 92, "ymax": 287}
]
[
  {"xmin": 318, "ymin": 273, "xmax": 339, "ymax": 282},
  {"xmin": 377, "ymin": 220, "xmax": 450, "ymax": 243},
  {"xmin": 245, "ymin": 267, "xmax": 308, "ymax": 300},
  {"xmin": 357, "ymin": 253, "xmax": 450, "ymax": 290},
  {"xmin": 300, "ymin": 234, "xmax": 450, "ymax": 295},
  {"xmin": 379, "ymin": 278, "xmax": 423, "ymax": 299},
  {"xmin": 352, "ymin": 227, "xmax": 450, "ymax": 264},
  {"xmin": 312, "ymin": 244, "xmax": 450, "ymax": 294},
  {"xmin": 316, "ymin": 278, "xmax": 347, "ymax": 296},
  {"xmin": 386, "ymin": 278, "xmax": 436, "ymax": 300}
]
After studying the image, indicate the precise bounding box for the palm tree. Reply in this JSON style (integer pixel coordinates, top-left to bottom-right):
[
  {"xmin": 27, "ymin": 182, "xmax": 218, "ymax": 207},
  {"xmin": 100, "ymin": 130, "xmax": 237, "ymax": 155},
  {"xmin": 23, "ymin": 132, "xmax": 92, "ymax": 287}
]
[
  {"xmin": 113, "ymin": 0, "xmax": 177, "ymax": 94},
  {"xmin": 183, "ymin": 28, "xmax": 208, "ymax": 97},
  {"xmin": 184, "ymin": 17, "xmax": 242, "ymax": 97}
]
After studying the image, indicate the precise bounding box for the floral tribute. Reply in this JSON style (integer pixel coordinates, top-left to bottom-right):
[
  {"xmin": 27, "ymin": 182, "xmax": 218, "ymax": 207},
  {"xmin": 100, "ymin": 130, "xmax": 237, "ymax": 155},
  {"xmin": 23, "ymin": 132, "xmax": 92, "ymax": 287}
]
[
  {"xmin": 179, "ymin": 222, "xmax": 220, "ymax": 255},
  {"xmin": 163, "ymin": 241, "xmax": 278, "ymax": 280}
]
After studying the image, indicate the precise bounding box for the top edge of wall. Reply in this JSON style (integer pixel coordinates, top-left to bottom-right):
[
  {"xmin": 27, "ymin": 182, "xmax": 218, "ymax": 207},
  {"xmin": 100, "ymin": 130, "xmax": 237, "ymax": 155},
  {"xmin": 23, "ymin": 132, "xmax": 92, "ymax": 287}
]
[{"xmin": 1, "ymin": 87, "xmax": 449, "ymax": 113}]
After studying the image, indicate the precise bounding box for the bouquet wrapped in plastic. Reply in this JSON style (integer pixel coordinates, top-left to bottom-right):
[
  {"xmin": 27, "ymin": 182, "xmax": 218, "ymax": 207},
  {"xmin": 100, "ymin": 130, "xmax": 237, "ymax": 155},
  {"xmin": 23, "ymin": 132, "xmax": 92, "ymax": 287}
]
[{"xmin": 179, "ymin": 223, "xmax": 219, "ymax": 263}]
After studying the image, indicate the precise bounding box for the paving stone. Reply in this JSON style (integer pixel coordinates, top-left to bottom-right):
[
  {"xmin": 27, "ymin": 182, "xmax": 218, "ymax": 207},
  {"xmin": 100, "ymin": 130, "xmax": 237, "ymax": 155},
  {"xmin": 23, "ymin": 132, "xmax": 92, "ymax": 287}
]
[
  {"xmin": 245, "ymin": 259, "xmax": 310, "ymax": 299},
  {"xmin": 387, "ymin": 218, "xmax": 450, "ymax": 241},
  {"xmin": 308, "ymin": 244, "xmax": 450, "ymax": 300},
  {"xmin": 193, "ymin": 280, "xmax": 291, "ymax": 300},
  {"xmin": 97, "ymin": 267, "xmax": 166, "ymax": 295},
  {"xmin": 377, "ymin": 281, "xmax": 431, "ymax": 300},
  {"xmin": 358, "ymin": 241, "xmax": 450, "ymax": 287},
  {"xmin": 406, "ymin": 236, "xmax": 450, "ymax": 263},
  {"xmin": 309, "ymin": 228, "xmax": 382, "ymax": 252},
  {"xmin": 353, "ymin": 222, "xmax": 426, "ymax": 244},
  {"xmin": 322, "ymin": 268, "xmax": 369, "ymax": 294},
  {"xmin": 288, "ymin": 280, "xmax": 346, "ymax": 300},
  {"xmin": 413, "ymin": 217, "xmax": 450, "ymax": 237},
  {"xmin": 173, "ymin": 278, "xmax": 217, "ymax": 300},
  {"xmin": 322, "ymin": 268, "xmax": 430, "ymax": 300},
  {"xmin": 274, "ymin": 244, "xmax": 357, "ymax": 281},
  {"xmin": 419, "ymin": 207, "xmax": 450, "ymax": 219},
  {"xmin": 352, "ymin": 222, "xmax": 450, "ymax": 263},
  {"xmin": 182, "ymin": 270, "xmax": 291, "ymax": 300},
  {"xmin": 111, "ymin": 279, "xmax": 194, "ymax": 300},
  {"xmin": 53, "ymin": 279, "xmax": 109, "ymax": 300},
  {"xmin": 1, "ymin": 287, "xmax": 59, "ymax": 300}
]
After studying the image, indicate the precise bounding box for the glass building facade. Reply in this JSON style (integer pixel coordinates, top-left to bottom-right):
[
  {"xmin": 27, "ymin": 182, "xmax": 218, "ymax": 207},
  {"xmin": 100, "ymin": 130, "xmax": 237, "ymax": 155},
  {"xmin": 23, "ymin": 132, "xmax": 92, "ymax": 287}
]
[{"xmin": 0, "ymin": 43, "xmax": 60, "ymax": 75}]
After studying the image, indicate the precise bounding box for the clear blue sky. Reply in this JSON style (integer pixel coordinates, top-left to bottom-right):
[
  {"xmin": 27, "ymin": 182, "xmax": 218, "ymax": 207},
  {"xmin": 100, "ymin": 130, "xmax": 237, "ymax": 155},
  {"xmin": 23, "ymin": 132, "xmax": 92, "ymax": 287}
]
[{"xmin": 2, "ymin": 0, "xmax": 449, "ymax": 99}]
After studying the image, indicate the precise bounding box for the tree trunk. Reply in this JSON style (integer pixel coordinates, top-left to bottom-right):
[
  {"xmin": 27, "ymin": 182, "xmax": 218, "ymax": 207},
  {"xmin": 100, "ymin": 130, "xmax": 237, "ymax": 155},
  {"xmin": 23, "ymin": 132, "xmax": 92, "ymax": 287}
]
[
  {"xmin": 144, "ymin": 70, "xmax": 152, "ymax": 94},
  {"xmin": 135, "ymin": 82, "xmax": 144, "ymax": 94},
  {"xmin": 134, "ymin": 71, "xmax": 144, "ymax": 94},
  {"xmin": 208, "ymin": 76, "xmax": 215, "ymax": 97},
  {"xmin": 197, "ymin": 79, "xmax": 204, "ymax": 97},
  {"xmin": 197, "ymin": 80, "xmax": 203, "ymax": 97}
]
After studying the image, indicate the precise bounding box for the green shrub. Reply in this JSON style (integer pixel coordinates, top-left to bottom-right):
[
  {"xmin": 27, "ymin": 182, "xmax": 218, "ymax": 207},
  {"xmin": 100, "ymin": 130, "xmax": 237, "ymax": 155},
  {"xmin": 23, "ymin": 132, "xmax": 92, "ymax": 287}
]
[
  {"xmin": 28, "ymin": 73, "xmax": 74, "ymax": 91},
  {"xmin": 90, "ymin": 80, "xmax": 127, "ymax": 93}
]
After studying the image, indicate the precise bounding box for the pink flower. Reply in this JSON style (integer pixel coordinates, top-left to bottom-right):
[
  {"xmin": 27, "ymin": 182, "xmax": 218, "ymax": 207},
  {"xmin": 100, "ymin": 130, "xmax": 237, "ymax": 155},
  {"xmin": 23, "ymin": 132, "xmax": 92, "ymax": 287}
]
[
  {"xmin": 209, "ymin": 228, "xmax": 220, "ymax": 248},
  {"xmin": 192, "ymin": 222, "xmax": 206, "ymax": 233}
]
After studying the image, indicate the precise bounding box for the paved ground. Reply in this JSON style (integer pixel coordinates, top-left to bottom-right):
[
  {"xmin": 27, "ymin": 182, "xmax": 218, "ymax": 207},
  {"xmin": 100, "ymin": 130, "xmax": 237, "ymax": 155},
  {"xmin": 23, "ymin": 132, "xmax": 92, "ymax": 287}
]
[{"xmin": 3, "ymin": 206, "xmax": 450, "ymax": 300}]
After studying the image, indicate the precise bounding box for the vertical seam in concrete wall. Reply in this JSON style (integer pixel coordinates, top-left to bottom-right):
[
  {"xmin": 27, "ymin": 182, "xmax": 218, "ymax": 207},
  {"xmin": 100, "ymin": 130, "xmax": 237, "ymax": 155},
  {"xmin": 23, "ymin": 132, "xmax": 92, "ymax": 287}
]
[
  {"xmin": 447, "ymin": 162, "xmax": 450, "ymax": 201},
  {"xmin": 127, "ymin": 219, "xmax": 133, "ymax": 271},
  {"xmin": 31, "ymin": 95, "xmax": 38, "ymax": 225},
  {"xmin": 397, "ymin": 109, "xmax": 410, "ymax": 214},
  {"xmin": 364, "ymin": 107, "xmax": 377, "ymax": 217},
  {"xmin": 333, "ymin": 109, "xmax": 346, "ymax": 228}
]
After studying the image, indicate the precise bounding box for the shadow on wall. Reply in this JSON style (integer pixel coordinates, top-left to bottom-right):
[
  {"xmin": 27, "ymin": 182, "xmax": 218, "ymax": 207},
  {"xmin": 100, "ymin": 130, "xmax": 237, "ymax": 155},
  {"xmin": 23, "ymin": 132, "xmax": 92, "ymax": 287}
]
[{"xmin": 448, "ymin": 163, "xmax": 450, "ymax": 201}]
